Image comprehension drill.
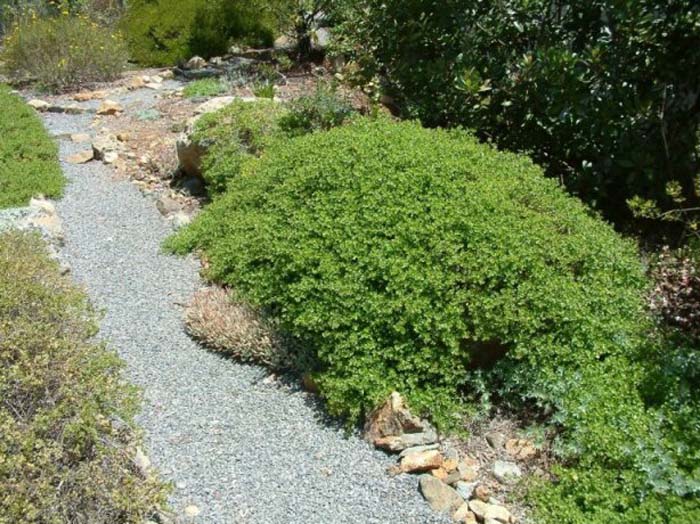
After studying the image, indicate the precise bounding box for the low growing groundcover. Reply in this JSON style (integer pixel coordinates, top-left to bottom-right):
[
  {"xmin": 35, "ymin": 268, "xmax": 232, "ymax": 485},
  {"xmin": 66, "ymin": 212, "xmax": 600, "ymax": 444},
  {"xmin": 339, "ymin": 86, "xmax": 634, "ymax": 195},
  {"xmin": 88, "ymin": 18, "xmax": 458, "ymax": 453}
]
[
  {"xmin": 0, "ymin": 231, "xmax": 168, "ymax": 523},
  {"xmin": 168, "ymin": 117, "xmax": 699, "ymax": 522},
  {"xmin": 0, "ymin": 85, "xmax": 63, "ymax": 209}
]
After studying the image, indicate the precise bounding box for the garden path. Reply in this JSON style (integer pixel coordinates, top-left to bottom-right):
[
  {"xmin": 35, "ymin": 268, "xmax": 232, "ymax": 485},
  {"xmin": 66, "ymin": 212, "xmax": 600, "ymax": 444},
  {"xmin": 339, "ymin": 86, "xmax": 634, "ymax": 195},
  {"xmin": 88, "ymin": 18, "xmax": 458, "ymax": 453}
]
[{"xmin": 39, "ymin": 83, "xmax": 449, "ymax": 524}]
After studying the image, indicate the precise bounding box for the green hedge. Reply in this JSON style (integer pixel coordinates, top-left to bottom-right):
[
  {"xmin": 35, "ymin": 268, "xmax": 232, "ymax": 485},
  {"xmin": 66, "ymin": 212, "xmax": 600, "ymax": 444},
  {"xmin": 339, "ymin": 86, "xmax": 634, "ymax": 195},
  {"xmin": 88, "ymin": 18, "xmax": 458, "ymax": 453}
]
[
  {"xmin": 0, "ymin": 231, "xmax": 168, "ymax": 522},
  {"xmin": 123, "ymin": 0, "xmax": 276, "ymax": 66},
  {"xmin": 0, "ymin": 85, "xmax": 63, "ymax": 208}
]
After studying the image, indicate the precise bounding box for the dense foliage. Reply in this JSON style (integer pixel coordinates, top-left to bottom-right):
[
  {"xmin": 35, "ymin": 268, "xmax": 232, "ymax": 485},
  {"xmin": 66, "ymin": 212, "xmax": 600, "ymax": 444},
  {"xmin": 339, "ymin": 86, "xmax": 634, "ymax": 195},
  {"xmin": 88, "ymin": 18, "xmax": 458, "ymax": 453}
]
[
  {"xmin": 278, "ymin": 83, "xmax": 355, "ymax": 136},
  {"xmin": 334, "ymin": 0, "xmax": 700, "ymax": 231},
  {"xmin": 0, "ymin": 86, "xmax": 63, "ymax": 208},
  {"xmin": 0, "ymin": 231, "xmax": 168, "ymax": 523},
  {"xmin": 122, "ymin": 0, "xmax": 275, "ymax": 66},
  {"xmin": 1, "ymin": 10, "xmax": 127, "ymax": 91},
  {"xmin": 191, "ymin": 99, "xmax": 288, "ymax": 195}
]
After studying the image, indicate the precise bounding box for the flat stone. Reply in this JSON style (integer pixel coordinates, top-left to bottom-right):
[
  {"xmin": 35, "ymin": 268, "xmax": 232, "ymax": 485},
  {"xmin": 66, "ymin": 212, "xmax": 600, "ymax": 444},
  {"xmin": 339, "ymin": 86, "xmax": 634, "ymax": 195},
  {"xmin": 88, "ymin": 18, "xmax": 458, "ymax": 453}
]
[
  {"xmin": 28, "ymin": 99, "xmax": 50, "ymax": 111},
  {"xmin": 398, "ymin": 444, "xmax": 439, "ymax": 458},
  {"xmin": 493, "ymin": 460, "xmax": 522, "ymax": 484},
  {"xmin": 419, "ymin": 475, "xmax": 464, "ymax": 514},
  {"xmin": 468, "ymin": 499, "xmax": 488, "ymax": 520},
  {"xmin": 453, "ymin": 503, "xmax": 477, "ymax": 523},
  {"xmin": 194, "ymin": 96, "xmax": 236, "ymax": 115},
  {"xmin": 145, "ymin": 82, "xmax": 162, "ymax": 90},
  {"xmin": 66, "ymin": 150, "xmax": 94, "ymax": 164},
  {"xmin": 103, "ymin": 151, "xmax": 119, "ymax": 164},
  {"xmin": 457, "ymin": 461, "xmax": 478, "ymax": 482},
  {"xmin": 400, "ymin": 449, "xmax": 443, "ymax": 473},
  {"xmin": 374, "ymin": 430, "xmax": 438, "ymax": 452},
  {"xmin": 484, "ymin": 504, "xmax": 512, "ymax": 523},
  {"xmin": 96, "ymin": 99, "xmax": 123, "ymax": 115}
]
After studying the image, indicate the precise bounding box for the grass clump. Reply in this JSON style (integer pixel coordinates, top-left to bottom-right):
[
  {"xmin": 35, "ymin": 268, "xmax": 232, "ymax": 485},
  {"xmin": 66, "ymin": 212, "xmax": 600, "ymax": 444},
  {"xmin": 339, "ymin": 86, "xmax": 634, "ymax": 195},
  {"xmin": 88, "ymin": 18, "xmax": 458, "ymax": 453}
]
[
  {"xmin": 0, "ymin": 86, "xmax": 63, "ymax": 209},
  {"xmin": 0, "ymin": 231, "xmax": 168, "ymax": 523},
  {"xmin": 183, "ymin": 78, "xmax": 228, "ymax": 98},
  {"xmin": 1, "ymin": 11, "xmax": 127, "ymax": 91}
]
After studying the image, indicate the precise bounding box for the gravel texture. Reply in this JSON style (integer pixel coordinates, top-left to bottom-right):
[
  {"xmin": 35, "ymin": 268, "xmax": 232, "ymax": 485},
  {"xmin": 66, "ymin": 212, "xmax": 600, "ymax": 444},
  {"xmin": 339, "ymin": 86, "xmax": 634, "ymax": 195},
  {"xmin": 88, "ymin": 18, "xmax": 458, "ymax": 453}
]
[{"xmin": 39, "ymin": 86, "xmax": 450, "ymax": 524}]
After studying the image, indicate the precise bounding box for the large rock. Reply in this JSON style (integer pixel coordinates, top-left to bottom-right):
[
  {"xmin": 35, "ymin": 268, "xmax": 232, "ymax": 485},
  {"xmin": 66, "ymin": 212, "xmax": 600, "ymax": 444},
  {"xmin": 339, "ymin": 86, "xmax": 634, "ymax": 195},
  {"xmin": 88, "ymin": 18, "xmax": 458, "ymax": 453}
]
[
  {"xmin": 96, "ymin": 99, "xmax": 123, "ymax": 115},
  {"xmin": 312, "ymin": 27, "xmax": 332, "ymax": 50},
  {"xmin": 365, "ymin": 392, "xmax": 438, "ymax": 452},
  {"xmin": 28, "ymin": 99, "xmax": 50, "ymax": 112},
  {"xmin": 419, "ymin": 475, "xmax": 464, "ymax": 515},
  {"xmin": 92, "ymin": 135, "xmax": 119, "ymax": 162},
  {"xmin": 185, "ymin": 56, "xmax": 206, "ymax": 70}
]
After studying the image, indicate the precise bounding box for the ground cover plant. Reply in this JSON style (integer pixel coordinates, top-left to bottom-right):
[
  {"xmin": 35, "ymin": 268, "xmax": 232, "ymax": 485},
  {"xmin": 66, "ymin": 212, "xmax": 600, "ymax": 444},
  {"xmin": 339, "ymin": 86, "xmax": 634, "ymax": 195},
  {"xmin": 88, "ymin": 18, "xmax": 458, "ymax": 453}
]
[
  {"xmin": 0, "ymin": 86, "xmax": 63, "ymax": 208},
  {"xmin": 183, "ymin": 78, "xmax": 229, "ymax": 99},
  {"xmin": 1, "ymin": 9, "xmax": 127, "ymax": 91},
  {"xmin": 122, "ymin": 0, "xmax": 275, "ymax": 66},
  {"xmin": 0, "ymin": 231, "xmax": 168, "ymax": 523},
  {"xmin": 168, "ymin": 117, "xmax": 700, "ymax": 522},
  {"xmin": 334, "ymin": 0, "xmax": 700, "ymax": 234}
]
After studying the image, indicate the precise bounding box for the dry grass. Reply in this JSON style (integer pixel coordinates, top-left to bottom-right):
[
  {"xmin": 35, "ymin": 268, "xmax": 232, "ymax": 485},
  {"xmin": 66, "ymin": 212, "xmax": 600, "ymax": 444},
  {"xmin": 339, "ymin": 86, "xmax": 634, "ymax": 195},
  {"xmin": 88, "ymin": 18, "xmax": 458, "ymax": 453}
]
[{"xmin": 184, "ymin": 286, "xmax": 289, "ymax": 368}]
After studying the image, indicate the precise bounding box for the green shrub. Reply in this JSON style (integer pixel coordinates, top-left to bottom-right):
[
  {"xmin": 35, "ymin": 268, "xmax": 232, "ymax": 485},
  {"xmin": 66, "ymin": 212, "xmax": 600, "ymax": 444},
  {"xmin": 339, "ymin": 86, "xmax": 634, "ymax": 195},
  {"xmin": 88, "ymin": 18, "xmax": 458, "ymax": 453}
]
[
  {"xmin": 0, "ymin": 85, "xmax": 63, "ymax": 208},
  {"xmin": 335, "ymin": 0, "xmax": 700, "ymax": 231},
  {"xmin": 0, "ymin": 231, "xmax": 168, "ymax": 523},
  {"xmin": 1, "ymin": 11, "xmax": 127, "ymax": 91},
  {"xmin": 191, "ymin": 99, "xmax": 288, "ymax": 195},
  {"xmin": 123, "ymin": 0, "xmax": 275, "ymax": 67},
  {"xmin": 183, "ymin": 78, "xmax": 228, "ymax": 99},
  {"xmin": 167, "ymin": 117, "xmax": 648, "ymax": 429},
  {"xmin": 278, "ymin": 82, "xmax": 355, "ymax": 137},
  {"xmin": 168, "ymin": 117, "xmax": 700, "ymax": 521}
]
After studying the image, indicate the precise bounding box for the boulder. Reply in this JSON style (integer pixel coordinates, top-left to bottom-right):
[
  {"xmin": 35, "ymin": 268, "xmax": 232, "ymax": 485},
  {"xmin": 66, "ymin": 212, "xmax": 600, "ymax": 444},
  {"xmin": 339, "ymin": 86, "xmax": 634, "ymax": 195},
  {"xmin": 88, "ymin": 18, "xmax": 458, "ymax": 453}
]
[
  {"xmin": 468, "ymin": 499, "xmax": 488, "ymax": 520},
  {"xmin": 455, "ymin": 481, "xmax": 477, "ymax": 501},
  {"xmin": 419, "ymin": 475, "xmax": 464, "ymax": 514},
  {"xmin": 312, "ymin": 27, "xmax": 332, "ymax": 50},
  {"xmin": 274, "ymin": 35, "xmax": 296, "ymax": 51},
  {"xmin": 365, "ymin": 392, "xmax": 438, "ymax": 451},
  {"xmin": 484, "ymin": 504, "xmax": 512, "ymax": 524},
  {"xmin": 92, "ymin": 135, "xmax": 119, "ymax": 162},
  {"xmin": 453, "ymin": 504, "xmax": 477, "ymax": 523}
]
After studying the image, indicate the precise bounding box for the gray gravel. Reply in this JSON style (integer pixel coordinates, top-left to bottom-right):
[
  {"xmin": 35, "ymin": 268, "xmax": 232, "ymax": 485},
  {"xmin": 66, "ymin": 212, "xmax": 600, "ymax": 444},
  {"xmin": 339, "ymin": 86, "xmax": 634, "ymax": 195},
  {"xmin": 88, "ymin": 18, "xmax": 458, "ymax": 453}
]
[{"xmin": 40, "ymin": 87, "xmax": 450, "ymax": 524}]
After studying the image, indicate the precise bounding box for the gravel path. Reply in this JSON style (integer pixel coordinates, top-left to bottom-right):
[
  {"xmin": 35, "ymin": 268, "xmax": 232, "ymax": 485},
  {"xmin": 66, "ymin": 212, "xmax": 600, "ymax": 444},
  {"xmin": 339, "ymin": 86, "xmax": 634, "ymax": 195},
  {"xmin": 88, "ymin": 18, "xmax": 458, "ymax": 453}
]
[{"xmin": 40, "ymin": 87, "xmax": 449, "ymax": 524}]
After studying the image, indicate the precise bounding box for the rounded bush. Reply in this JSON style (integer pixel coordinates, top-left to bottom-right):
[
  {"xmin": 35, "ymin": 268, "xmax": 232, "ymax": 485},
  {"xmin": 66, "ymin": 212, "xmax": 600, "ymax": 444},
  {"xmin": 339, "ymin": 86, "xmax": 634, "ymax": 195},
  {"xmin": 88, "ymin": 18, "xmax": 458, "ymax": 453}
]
[
  {"xmin": 168, "ymin": 118, "xmax": 649, "ymax": 435},
  {"xmin": 123, "ymin": 0, "xmax": 275, "ymax": 67}
]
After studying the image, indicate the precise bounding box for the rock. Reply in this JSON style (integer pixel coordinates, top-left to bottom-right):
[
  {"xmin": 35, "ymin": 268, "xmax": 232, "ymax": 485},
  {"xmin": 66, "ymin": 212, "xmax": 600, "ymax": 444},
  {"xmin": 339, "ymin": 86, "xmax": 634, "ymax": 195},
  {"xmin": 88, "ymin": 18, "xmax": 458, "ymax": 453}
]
[
  {"xmin": 28, "ymin": 99, "xmax": 50, "ymax": 111},
  {"xmin": 365, "ymin": 391, "xmax": 437, "ymax": 447},
  {"xmin": 27, "ymin": 198, "xmax": 63, "ymax": 244},
  {"xmin": 145, "ymin": 82, "xmax": 162, "ymax": 90},
  {"xmin": 116, "ymin": 132, "xmax": 130, "ymax": 142},
  {"xmin": 96, "ymin": 99, "xmax": 123, "ymax": 115},
  {"xmin": 128, "ymin": 76, "xmax": 146, "ymax": 90},
  {"xmin": 455, "ymin": 481, "xmax": 478, "ymax": 500},
  {"xmin": 47, "ymin": 103, "xmax": 84, "ymax": 114},
  {"xmin": 444, "ymin": 456, "xmax": 459, "ymax": 473},
  {"xmin": 473, "ymin": 484, "xmax": 491, "ymax": 502},
  {"xmin": 73, "ymin": 90, "xmax": 107, "ymax": 102},
  {"xmin": 185, "ymin": 56, "xmax": 207, "ymax": 70},
  {"xmin": 457, "ymin": 461, "xmax": 478, "ymax": 482},
  {"xmin": 92, "ymin": 135, "xmax": 119, "ymax": 161},
  {"xmin": 419, "ymin": 475, "xmax": 464, "ymax": 514},
  {"xmin": 66, "ymin": 150, "xmax": 94, "ymax": 164},
  {"xmin": 493, "ymin": 460, "xmax": 522, "ymax": 484},
  {"xmin": 398, "ymin": 444, "xmax": 440, "ymax": 458},
  {"xmin": 194, "ymin": 96, "xmax": 236, "ymax": 115},
  {"xmin": 134, "ymin": 447, "xmax": 151, "ymax": 477},
  {"xmin": 485, "ymin": 432, "xmax": 505, "ymax": 450},
  {"xmin": 444, "ymin": 469, "xmax": 462, "ymax": 485},
  {"xmin": 431, "ymin": 467, "xmax": 449, "ymax": 481},
  {"xmin": 103, "ymin": 151, "xmax": 119, "ymax": 164},
  {"xmin": 484, "ymin": 504, "xmax": 512, "ymax": 523},
  {"xmin": 374, "ymin": 431, "xmax": 439, "ymax": 452},
  {"xmin": 301, "ymin": 373, "xmax": 319, "ymax": 394},
  {"xmin": 453, "ymin": 504, "xmax": 477, "ymax": 523},
  {"xmin": 399, "ymin": 449, "xmax": 443, "ymax": 473},
  {"xmin": 183, "ymin": 505, "xmax": 200, "ymax": 518},
  {"xmin": 274, "ymin": 35, "xmax": 296, "ymax": 51},
  {"xmin": 156, "ymin": 195, "xmax": 183, "ymax": 216},
  {"xmin": 505, "ymin": 438, "xmax": 536, "ymax": 460},
  {"xmin": 176, "ymin": 133, "xmax": 207, "ymax": 179},
  {"xmin": 468, "ymin": 499, "xmax": 488, "ymax": 520},
  {"xmin": 160, "ymin": 70, "xmax": 174, "ymax": 80},
  {"xmin": 71, "ymin": 133, "xmax": 91, "ymax": 143},
  {"xmin": 312, "ymin": 27, "xmax": 332, "ymax": 50}
]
